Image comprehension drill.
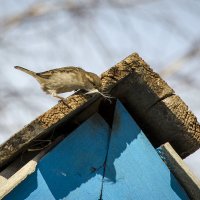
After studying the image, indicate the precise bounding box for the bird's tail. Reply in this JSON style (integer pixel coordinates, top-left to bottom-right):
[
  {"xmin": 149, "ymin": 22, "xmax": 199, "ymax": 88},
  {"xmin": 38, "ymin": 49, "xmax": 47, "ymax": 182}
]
[{"xmin": 14, "ymin": 66, "xmax": 36, "ymax": 77}]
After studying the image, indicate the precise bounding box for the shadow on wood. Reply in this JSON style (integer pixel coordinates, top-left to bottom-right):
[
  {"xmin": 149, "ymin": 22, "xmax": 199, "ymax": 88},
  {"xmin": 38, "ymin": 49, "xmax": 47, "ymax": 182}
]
[{"xmin": 4, "ymin": 101, "xmax": 189, "ymax": 200}]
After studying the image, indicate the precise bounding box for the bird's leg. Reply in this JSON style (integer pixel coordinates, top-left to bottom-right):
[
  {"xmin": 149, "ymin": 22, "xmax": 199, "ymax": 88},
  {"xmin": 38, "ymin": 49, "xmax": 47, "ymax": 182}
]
[
  {"xmin": 85, "ymin": 89, "xmax": 99, "ymax": 95},
  {"xmin": 49, "ymin": 90, "xmax": 66, "ymax": 103},
  {"xmin": 53, "ymin": 94, "xmax": 65, "ymax": 101},
  {"xmin": 85, "ymin": 89, "xmax": 112, "ymax": 98},
  {"xmin": 85, "ymin": 89, "xmax": 115, "ymax": 103}
]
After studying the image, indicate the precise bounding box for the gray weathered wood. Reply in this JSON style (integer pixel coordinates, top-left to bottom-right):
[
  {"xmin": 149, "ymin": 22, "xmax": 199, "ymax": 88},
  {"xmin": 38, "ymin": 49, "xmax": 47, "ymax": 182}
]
[
  {"xmin": 101, "ymin": 53, "xmax": 200, "ymax": 157},
  {"xmin": 1, "ymin": 52, "xmax": 199, "ymax": 171},
  {"xmin": 158, "ymin": 142, "xmax": 200, "ymax": 200},
  {"xmin": 0, "ymin": 95, "xmax": 102, "ymax": 169},
  {"xmin": 3, "ymin": 114, "xmax": 110, "ymax": 200},
  {"xmin": 0, "ymin": 136, "xmax": 64, "ymax": 199}
]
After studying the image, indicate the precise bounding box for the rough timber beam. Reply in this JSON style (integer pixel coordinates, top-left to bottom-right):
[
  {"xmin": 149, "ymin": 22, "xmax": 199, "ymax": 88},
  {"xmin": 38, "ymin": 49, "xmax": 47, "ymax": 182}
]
[
  {"xmin": 0, "ymin": 53, "xmax": 199, "ymax": 170},
  {"xmin": 101, "ymin": 53, "xmax": 200, "ymax": 157}
]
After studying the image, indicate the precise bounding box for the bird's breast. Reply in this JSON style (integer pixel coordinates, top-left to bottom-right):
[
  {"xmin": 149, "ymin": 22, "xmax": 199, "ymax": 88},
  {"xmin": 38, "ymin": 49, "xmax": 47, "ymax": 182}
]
[{"xmin": 41, "ymin": 72, "xmax": 85, "ymax": 94}]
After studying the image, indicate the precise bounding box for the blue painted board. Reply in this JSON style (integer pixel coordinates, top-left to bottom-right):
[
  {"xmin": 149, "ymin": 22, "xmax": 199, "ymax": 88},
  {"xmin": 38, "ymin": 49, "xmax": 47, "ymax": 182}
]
[
  {"xmin": 5, "ymin": 100, "xmax": 189, "ymax": 200},
  {"xmin": 102, "ymin": 101, "xmax": 189, "ymax": 200},
  {"xmin": 5, "ymin": 114, "xmax": 110, "ymax": 200}
]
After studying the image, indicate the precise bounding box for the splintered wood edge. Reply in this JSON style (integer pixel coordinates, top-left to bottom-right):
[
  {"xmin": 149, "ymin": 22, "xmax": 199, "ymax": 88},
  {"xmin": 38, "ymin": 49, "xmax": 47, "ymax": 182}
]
[
  {"xmin": 0, "ymin": 136, "xmax": 63, "ymax": 199},
  {"xmin": 0, "ymin": 52, "xmax": 200, "ymax": 169},
  {"xmin": 0, "ymin": 94, "xmax": 101, "ymax": 168},
  {"xmin": 160, "ymin": 142, "xmax": 200, "ymax": 199},
  {"xmin": 0, "ymin": 159, "xmax": 37, "ymax": 199},
  {"xmin": 101, "ymin": 53, "xmax": 200, "ymax": 157}
]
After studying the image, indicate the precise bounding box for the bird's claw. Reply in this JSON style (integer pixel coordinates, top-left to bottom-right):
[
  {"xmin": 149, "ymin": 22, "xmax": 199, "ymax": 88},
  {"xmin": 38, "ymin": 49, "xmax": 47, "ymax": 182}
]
[{"xmin": 85, "ymin": 89, "xmax": 115, "ymax": 103}]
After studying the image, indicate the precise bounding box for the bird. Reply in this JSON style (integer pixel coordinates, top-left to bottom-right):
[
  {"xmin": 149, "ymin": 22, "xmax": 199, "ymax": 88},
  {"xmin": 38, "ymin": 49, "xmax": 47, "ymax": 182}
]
[{"xmin": 14, "ymin": 66, "xmax": 112, "ymax": 101}]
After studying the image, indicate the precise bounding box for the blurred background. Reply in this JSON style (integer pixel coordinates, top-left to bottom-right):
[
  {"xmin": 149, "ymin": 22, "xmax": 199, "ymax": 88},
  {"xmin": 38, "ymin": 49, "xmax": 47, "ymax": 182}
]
[{"xmin": 0, "ymin": 0, "xmax": 200, "ymax": 178}]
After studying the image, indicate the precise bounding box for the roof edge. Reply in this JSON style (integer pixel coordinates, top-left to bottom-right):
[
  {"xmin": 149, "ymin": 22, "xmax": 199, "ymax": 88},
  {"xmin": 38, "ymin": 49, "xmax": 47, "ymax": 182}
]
[{"xmin": 1, "ymin": 52, "xmax": 200, "ymax": 169}]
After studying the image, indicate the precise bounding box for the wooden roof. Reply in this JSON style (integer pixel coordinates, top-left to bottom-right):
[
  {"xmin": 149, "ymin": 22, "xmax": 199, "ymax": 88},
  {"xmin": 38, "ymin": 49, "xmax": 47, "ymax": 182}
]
[{"xmin": 0, "ymin": 53, "xmax": 200, "ymax": 170}]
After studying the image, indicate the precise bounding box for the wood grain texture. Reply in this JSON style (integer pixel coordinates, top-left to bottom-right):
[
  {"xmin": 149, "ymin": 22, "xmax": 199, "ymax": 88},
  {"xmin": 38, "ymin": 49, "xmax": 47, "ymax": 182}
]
[
  {"xmin": 0, "ymin": 136, "xmax": 64, "ymax": 199},
  {"xmin": 3, "ymin": 101, "xmax": 190, "ymax": 200},
  {"xmin": 4, "ymin": 114, "xmax": 109, "ymax": 200},
  {"xmin": 102, "ymin": 101, "xmax": 189, "ymax": 200},
  {"xmin": 0, "ymin": 160, "xmax": 37, "ymax": 199},
  {"xmin": 158, "ymin": 142, "xmax": 200, "ymax": 200},
  {"xmin": 0, "ymin": 52, "xmax": 199, "ymax": 170},
  {"xmin": 0, "ymin": 94, "xmax": 102, "ymax": 169},
  {"xmin": 101, "ymin": 53, "xmax": 200, "ymax": 157}
]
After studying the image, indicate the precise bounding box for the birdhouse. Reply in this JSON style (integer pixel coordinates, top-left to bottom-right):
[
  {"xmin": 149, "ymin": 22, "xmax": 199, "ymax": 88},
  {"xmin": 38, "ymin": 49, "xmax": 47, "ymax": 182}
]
[{"xmin": 0, "ymin": 53, "xmax": 200, "ymax": 200}]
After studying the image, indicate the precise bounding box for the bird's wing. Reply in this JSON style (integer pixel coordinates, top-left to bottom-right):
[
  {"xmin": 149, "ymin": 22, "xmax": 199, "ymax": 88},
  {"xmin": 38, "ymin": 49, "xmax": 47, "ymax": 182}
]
[{"xmin": 36, "ymin": 67, "xmax": 84, "ymax": 79}]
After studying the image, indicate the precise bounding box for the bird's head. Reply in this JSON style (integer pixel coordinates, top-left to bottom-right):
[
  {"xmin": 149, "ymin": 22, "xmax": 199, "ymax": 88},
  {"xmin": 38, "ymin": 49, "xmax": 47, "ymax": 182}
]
[{"xmin": 86, "ymin": 72, "xmax": 102, "ymax": 90}]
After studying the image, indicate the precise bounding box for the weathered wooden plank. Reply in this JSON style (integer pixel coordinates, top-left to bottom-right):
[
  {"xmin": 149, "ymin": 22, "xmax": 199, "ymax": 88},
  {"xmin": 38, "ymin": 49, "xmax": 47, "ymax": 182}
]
[
  {"xmin": 0, "ymin": 136, "xmax": 64, "ymax": 200},
  {"xmin": 4, "ymin": 114, "xmax": 109, "ymax": 200},
  {"xmin": 0, "ymin": 94, "xmax": 102, "ymax": 170},
  {"xmin": 102, "ymin": 101, "xmax": 189, "ymax": 200},
  {"xmin": 101, "ymin": 53, "xmax": 200, "ymax": 157},
  {"xmin": 158, "ymin": 142, "xmax": 200, "ymax": 200},
  {"xmin": 1, "ymin": 52, "xmax": 199, "ymax": 171},
  {"xmin": 0, "ymin": 160, "xmax": 37, "ymax": 200}
]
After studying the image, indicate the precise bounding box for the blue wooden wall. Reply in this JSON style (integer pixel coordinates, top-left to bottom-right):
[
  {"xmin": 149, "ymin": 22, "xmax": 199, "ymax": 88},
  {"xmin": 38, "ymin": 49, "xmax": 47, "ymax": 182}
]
[{"xmin": 5, "ymin": 101, "xmax": 189, "ymax": 200}]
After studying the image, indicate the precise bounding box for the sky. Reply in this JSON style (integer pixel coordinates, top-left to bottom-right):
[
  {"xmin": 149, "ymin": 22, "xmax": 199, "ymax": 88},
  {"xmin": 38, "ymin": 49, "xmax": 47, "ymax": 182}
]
[{"xmin": 0, "ymin": 0, "xmax": 200, "ymax": 180}]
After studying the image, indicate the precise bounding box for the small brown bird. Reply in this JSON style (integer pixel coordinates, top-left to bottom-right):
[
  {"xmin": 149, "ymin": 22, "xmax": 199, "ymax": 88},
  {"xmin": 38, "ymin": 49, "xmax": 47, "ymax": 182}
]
[{"xmin": 14, "ymin": 66, "xmax": 110, "ymax": 101}]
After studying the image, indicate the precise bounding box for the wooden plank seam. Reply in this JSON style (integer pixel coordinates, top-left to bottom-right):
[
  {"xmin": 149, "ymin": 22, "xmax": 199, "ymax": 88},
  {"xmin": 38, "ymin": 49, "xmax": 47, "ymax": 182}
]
[
  {"xmin": 98, "ymin": 124, "xmax": 112, "ymax": 200},
  {"xmin": 1, "ymin": 100, "xmax": 194, "ymax": 200}
]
